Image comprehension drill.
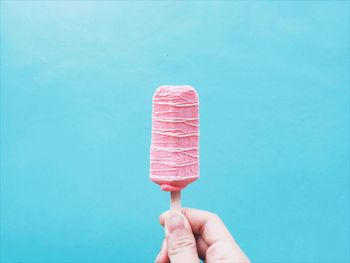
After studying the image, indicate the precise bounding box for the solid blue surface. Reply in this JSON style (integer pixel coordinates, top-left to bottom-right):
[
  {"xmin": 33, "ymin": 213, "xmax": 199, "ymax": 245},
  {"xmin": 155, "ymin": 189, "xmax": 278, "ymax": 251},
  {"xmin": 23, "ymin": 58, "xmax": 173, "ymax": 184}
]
[{"xmin": 1, "ymin": 1, "xmax": 349, "ymax": 263}]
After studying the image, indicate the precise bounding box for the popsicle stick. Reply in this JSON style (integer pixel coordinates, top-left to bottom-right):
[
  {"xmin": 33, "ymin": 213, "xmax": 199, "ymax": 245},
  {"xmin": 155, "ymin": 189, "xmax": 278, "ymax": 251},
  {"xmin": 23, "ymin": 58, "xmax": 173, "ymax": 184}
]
[{"xmin": 170, "ymin": 191, "xmax": 181, "ymax": 211}]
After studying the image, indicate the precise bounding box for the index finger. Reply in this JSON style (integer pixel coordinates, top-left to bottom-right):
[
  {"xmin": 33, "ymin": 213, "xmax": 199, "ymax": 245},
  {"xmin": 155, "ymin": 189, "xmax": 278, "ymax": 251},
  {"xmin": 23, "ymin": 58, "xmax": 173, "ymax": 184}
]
[{"xmin": 182, "ymin": 208, "xmax": 236, "ymax": 246}]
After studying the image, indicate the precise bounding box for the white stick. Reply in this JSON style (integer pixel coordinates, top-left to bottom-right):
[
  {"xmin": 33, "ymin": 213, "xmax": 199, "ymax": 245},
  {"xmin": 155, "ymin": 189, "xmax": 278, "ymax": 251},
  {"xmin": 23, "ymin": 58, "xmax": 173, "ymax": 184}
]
[{"xmin": 170, "ymin": 191, "xmax": 181, "ymax": 211}]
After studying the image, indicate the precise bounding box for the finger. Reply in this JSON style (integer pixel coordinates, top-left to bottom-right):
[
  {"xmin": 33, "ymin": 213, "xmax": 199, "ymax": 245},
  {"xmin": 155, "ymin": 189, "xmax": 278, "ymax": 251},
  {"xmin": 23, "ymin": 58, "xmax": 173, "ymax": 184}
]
[
  {"xmin": 182, "ymin": 208, "xmax": 250, "ymax": 263},
  {"xmin": 196, "ymin": 236, "xmax": 209, "ymax": 260},
  {"xmin": 163, "ymin": 211, "xmax": 200, "ymax": 263},
  {"xmin": 160, "ymin": 212, "xmax": 208, "ymax": 260},
  {"xmin": 160, "ymin": 208, "xmax": 233, "ymax": 245},
  {"xmin": 155, "ymin": 239, "xmax": 169, "ymax": 263}
]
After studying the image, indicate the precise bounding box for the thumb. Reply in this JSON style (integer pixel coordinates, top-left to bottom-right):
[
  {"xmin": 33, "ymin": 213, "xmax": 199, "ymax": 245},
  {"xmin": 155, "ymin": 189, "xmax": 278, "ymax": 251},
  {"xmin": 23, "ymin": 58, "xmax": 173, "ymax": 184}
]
[{"xmin": 164, "ymin": 212, "xmax": 199, "ymax": 263}]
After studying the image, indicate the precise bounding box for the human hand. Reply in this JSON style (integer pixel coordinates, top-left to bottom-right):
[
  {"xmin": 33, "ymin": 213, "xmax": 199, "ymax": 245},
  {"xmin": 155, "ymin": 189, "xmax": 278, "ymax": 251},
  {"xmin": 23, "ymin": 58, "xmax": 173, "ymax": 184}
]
[{"xmin": 155, "ymin": 208, "xmax": 250, "ymax": 263}]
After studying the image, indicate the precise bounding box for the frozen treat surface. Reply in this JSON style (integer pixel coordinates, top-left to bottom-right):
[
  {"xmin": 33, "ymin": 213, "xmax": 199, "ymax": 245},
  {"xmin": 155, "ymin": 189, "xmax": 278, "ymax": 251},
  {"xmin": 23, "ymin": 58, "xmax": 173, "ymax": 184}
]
[{"xmin": 150, "ymin": 85, "xmax": 199, "ymax": 191}]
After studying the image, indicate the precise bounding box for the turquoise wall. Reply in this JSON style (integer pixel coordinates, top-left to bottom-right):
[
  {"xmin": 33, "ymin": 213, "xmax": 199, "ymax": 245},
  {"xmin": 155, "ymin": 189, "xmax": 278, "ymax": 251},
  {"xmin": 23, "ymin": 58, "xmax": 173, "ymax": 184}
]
[{"xmin": 1, "ymin": 1, "xmax": 349, "ymax": 262}]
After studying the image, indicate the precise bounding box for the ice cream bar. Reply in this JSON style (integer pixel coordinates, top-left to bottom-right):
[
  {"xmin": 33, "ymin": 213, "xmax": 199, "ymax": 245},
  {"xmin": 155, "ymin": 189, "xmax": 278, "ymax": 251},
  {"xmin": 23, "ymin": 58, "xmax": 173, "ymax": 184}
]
[{"xmin": 150, "ymin": 85, "xmax": 199, "ymax": 192}]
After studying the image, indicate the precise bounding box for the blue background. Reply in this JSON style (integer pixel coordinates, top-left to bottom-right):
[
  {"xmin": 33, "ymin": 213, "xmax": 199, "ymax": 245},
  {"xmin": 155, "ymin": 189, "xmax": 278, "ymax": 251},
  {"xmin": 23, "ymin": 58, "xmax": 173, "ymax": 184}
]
[{"xmin": 1, "ymin": 1, "xmax": 349, "ymax": 262}]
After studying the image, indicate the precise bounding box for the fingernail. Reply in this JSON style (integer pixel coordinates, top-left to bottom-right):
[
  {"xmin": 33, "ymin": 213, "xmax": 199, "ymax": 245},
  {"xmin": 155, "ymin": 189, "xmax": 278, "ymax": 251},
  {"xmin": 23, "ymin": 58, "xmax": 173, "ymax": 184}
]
[{"xmin": 165, "ymin": 214, "xmax": 184, "ymax": 233}]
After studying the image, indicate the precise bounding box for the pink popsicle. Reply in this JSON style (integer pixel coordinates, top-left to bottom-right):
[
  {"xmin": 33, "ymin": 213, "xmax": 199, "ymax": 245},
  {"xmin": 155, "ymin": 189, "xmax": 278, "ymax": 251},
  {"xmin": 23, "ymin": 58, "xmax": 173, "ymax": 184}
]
[{"xmin": 150, "ymin": 85, "xmax": 199, "ymax": 192}]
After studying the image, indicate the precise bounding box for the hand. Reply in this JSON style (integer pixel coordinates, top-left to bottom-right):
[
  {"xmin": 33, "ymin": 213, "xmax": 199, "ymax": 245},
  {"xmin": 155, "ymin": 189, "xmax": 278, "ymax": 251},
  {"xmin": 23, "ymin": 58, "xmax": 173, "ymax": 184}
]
[{"xmin": 155, "ymin": 208, "xmax": 250, "ymax": 263}]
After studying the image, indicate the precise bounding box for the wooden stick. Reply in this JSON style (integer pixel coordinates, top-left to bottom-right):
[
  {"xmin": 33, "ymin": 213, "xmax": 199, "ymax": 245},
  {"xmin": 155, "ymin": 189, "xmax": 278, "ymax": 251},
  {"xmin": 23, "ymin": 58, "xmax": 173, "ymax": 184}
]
[{"xmin": 170, "ymin": 191, "xmax": 181, "ymax": 211}]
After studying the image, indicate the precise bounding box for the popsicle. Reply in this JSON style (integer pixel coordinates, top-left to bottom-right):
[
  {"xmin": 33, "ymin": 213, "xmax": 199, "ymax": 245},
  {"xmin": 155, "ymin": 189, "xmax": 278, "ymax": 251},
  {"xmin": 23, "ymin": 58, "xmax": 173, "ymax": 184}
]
[{"xmin": 150, "ymin": 85, "xmax": 199, "ymax": 209}]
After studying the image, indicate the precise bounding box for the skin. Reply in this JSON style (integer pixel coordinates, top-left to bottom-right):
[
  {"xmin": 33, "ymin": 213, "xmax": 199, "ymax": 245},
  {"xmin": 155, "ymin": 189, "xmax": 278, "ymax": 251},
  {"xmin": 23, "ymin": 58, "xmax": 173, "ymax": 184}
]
[{"xmin": 155, "ymin": 208, "xmax": 250, "ymax": 263}]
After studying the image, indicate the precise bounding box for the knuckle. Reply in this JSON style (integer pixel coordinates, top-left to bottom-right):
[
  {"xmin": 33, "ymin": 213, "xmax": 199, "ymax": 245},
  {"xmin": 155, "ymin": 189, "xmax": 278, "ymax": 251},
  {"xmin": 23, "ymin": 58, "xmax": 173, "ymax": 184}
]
[
  {"xmin": 208, "ymin": 212, "xmax": 221, "ymax": 221},
  {"xmin": 168, "ymin": 237, "xmax": 196, "ymax": 256}
]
